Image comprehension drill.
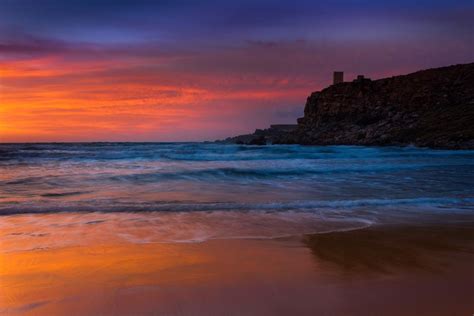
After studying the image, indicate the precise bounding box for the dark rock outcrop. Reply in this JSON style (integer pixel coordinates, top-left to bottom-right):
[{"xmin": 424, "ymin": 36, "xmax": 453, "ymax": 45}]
[
  {"xmin": 295, "ymin": 63, "xmax": 474, "ymax": 149},
  {"xmin": 219, "ymin": 63, "xmax": 474, "ymax": 149},
  {"xmin": 219, "ymin": 125, "xmax": 298, "ymax": 145}
]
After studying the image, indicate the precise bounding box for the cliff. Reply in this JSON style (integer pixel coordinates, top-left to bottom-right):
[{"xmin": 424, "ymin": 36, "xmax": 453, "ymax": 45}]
[{"xmin": 220, "ymin": 63, "xmax": 474, "ymax": 149}]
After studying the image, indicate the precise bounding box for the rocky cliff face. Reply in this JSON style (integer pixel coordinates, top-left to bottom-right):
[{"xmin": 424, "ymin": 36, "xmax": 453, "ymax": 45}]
[
  {"xmin": 219, "ymin": 63, "xmax": 474, "ymax": 149},
  {"xmin": 295, "ymin": 63, "xmax": 474, "ymax": 149}
]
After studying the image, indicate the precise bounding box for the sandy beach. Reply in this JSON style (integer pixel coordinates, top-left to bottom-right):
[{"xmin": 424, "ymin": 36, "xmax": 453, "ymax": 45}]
[
  {"xmin": 1, "ymin": 214, "xmax": 473, "ymax": 316},
  {"xmin": 1, "ymin": 144, "xmax": 473, "ymax": 315}
]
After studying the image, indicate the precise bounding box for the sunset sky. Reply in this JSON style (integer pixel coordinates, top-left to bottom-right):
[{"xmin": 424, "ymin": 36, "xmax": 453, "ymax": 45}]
[{"xmin": 1, "ymin": 0, "xmax": 473, "ymax": 142}]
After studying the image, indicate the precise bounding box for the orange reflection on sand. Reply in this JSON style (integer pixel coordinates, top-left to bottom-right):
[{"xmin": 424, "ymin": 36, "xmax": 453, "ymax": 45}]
[
  {"xmin": 0, "ymin": 236, "xmax": 316, "ymax": 315},
  {"xmin": 0, "ymin": 243, "xmax": 208, "ymax": 313},
  {"xmin": 1, "ymin": 213, "xmax": 474, "ymax": 315}
]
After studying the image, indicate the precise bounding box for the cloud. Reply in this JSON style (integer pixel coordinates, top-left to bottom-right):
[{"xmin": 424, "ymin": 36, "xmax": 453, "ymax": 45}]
[{"xmin": 0, "ymin": 0, "xmax": 473, "ymax": 141}]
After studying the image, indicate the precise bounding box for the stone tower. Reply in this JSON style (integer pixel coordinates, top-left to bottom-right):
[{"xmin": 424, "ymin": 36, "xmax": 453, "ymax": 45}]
[{"xmin": 333, "ymin": 71, "xmax": 344, "ymax": 84}]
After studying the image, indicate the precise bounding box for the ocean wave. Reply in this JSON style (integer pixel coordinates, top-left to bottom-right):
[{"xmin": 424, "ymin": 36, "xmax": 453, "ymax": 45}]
[
  {"xmin": 1, "ymin": 143, "xmax": 473, "ymax": 163},
  {"xmin": 40, "ymin": 191, "xmax": 92, "ymax": 198},
  {"xmin": 1, "ymin": 144, "xmax": 473, "ymax": 223},
  {"xmin": 1, "ymin": 197, "xmax": 473, "ymax": 215},
  {"xmin": 3, "ymin": 161, "xmax": 473, "ymax": 188},
  {"xmin": 0, "ymin": 210, "xmax": 375, "ymax": 251},
  {"xmin": 97, "ymin": 164, "xmax": 474, "ymax": 185}
]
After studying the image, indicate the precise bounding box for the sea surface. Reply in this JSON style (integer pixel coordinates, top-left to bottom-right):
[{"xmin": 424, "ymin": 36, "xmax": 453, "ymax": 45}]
[{"xmin": 1, "ymin": 143, "xmax": 474, "ymax": 247}]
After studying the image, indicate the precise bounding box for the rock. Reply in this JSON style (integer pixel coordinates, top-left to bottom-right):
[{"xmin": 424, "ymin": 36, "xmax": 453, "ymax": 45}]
[
  {"xmin": 218, "ymin": 63, "xmax": 474, "ymax": 149},
  {"xmin": 248, "ymin": 135, "xmax": 267, "ymax": 145},
  {"xmin": 217, "ymin": 124, "xmax": 298, "ymax": 145},
  {"xmin": 292, "ymin": 63, "xmax": 474, "ymax": 149}
]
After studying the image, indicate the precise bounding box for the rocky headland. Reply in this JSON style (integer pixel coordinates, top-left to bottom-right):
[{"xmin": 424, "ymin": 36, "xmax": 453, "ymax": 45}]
[{"xmin": 219, "ymin": 63, "xmax": 474, "ymax": 149}]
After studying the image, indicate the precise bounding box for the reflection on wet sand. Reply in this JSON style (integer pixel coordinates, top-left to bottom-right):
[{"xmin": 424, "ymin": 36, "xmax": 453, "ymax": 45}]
[
  {"xmin": 1, "ymin": 219, "xmax": 474, "ymax": 315},
  {"xmin": 1, "ymin": 239, "xmax": 317, "ymax": 315},
  {"xmin": 304, "ymin": 223, "xmax": 474, "ymax": 274}
]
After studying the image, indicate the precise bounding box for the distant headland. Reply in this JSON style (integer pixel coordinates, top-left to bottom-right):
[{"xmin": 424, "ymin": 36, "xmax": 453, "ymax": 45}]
[{"xmin": 218, "ymin": 63, "xmax": 474, "ymax": 149}]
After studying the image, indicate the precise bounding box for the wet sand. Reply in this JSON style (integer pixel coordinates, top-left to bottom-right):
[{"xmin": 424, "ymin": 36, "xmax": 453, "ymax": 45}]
[{"xmin": 1, "ymin": 221, "xmax": 473, "ymax": 315}]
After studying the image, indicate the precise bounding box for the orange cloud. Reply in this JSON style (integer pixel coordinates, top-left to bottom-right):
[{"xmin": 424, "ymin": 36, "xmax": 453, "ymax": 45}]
[
  {"xmin": 0, "ymin": 44, "xmax": 316, "ymax": 142},
  {"xmin": 3, "ymin": 34, "xmax": 470, "ymax": 142}
]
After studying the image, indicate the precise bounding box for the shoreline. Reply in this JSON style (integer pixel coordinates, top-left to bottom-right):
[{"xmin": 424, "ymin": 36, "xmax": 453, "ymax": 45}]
[{"xmin": 1, "ymin": 216, "xmax": 473, "ymax": 315}]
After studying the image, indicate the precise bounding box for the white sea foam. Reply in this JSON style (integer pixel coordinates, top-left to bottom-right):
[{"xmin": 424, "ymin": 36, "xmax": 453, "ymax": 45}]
[{"xmin": 0, "ymin": 211, "xmax": 375, "ymax": 252}]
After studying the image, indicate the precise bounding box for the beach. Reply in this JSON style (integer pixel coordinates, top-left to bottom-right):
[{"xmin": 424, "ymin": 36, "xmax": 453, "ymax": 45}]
[{"xmin": 1, "ymin": 213, "xmax": 473, "ymax": 315}]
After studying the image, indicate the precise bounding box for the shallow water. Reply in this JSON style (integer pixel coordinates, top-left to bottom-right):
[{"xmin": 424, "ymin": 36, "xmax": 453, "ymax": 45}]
[{"xmin": 1, "ymin": 143, "xmax": 474, "ymax": 245}]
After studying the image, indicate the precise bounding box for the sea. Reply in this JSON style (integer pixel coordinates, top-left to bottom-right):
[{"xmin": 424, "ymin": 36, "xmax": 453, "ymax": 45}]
[{"xmin": 1, "ymin": 143, "xmax": 473, "ymax": 248}]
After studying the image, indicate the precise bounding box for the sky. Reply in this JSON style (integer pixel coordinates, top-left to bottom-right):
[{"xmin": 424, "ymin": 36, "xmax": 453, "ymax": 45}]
[{"xmin": 0, "ymin": 0, "xmax": 473, "ymax": 142}]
